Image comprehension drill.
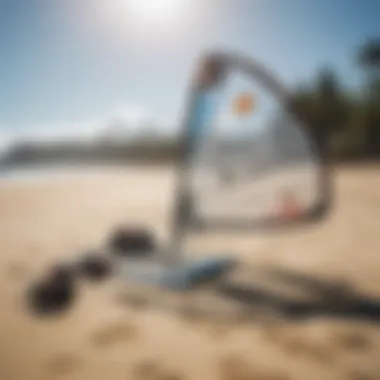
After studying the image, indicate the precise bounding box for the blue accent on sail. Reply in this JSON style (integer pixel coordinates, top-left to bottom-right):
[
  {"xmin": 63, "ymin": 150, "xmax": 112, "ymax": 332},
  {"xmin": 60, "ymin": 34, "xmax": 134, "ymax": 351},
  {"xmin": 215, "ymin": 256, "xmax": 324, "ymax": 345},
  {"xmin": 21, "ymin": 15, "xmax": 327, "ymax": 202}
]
[{"xmin": 188, "ymin": 89, "xmax": 220, "ymax": 154}]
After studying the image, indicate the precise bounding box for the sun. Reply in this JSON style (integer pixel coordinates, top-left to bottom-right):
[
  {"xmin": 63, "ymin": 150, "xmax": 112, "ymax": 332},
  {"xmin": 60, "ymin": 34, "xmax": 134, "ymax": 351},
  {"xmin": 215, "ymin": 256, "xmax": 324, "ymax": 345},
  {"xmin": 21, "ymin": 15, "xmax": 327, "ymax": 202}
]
[{"xmin": 125, "ymin": 0, "xmax": 188, "ymax": 24}]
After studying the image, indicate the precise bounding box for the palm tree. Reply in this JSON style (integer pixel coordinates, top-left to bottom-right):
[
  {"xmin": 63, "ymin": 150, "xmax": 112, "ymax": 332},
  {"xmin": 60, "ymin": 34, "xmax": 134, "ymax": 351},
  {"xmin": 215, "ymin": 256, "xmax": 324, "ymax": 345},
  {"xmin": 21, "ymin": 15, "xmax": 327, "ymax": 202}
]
[
  {"xmin": 357, "ymin": 38, "xmax": 380, "ymax": 156},
  {"xmin": 358, "ymin": 39, "xmax": 380, "ymax": 97},
  {"xmin": 358, "ymin": 38, "xmax": 380, "ymax": 70},
  {"xmin": 290, "ymin": 68, "xmax": 349, "ymax": 156}
]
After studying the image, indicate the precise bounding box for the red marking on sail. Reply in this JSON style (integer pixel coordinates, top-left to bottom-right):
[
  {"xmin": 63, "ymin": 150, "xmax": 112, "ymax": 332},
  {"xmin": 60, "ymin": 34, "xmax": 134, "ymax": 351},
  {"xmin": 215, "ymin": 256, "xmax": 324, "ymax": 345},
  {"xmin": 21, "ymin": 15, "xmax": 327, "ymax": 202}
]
[{"xmin": 277, "ymin": 191, "xmax": 302, "ymax": 220}]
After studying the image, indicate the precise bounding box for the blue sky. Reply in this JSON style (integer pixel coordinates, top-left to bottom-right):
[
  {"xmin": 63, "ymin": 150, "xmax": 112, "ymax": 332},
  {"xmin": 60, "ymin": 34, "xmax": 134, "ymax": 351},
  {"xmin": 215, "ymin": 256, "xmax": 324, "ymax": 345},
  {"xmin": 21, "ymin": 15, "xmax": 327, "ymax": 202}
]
[{"xmin": 0, "ymin": 0, "xmax": 379, "ymax": 139}]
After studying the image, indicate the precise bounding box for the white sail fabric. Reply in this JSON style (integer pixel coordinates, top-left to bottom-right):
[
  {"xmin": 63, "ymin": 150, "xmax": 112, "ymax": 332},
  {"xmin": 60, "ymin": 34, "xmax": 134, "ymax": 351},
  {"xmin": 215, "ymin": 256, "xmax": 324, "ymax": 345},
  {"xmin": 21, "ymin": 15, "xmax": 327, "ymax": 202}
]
[{"xmin": 188, "ymin": 70, "xmax": 320, "ymax": 223}]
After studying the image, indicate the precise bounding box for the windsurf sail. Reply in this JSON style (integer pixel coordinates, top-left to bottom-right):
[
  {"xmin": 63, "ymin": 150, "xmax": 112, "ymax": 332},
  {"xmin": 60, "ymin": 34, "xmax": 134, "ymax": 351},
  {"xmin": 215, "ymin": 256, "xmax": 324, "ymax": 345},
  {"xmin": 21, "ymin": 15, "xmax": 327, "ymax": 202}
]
[{"xmin": 174, "ymin": 53, "xmax": 330, "ymax": 234}]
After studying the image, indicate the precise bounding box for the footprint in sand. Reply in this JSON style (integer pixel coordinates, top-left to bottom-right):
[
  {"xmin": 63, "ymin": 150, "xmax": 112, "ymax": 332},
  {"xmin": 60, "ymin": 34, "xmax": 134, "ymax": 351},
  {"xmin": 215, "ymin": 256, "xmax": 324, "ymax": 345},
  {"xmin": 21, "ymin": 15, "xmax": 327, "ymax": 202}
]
[
  {"xmin": 347, "ymin": 368, "xmax": 376, "ymax": 380},
  {"xmin": 332, "ymin": 330, "xmax": 372, "ymax": 352},
  {"xmin": 90, "ymin": 321, "xmax": 139, "ymax": 348},
  {"xmin": 261, "ymin": 323, "xmax": 287, "ymax": 343},
  {"xmin": 132, "ymin": 358, "xmax": 160, "ymax": 380},
  {"xmin": 132, "ymin": 359, "xmax": 184, "ymax": 380},
  {"xmin": 176, "ymin": 309, "xmax": 232, "ymax": 339},
  {"xmin": 7, "ymin": 262, "xmax": 29, "ymax": 280},
  {"xmin": 281, "ymin": 337, "xmax": 334, "ymax": 363},
  {"xmin": 119, "ymin": 293, "xmax": 150, "ymax": 311},
  {"xmin": 45, "ymin": 353, "xmax": 83, "ymax": 376},
  {"xmin": 218, "ymin": 354, "xmax": 290, "ymax": 380},
  {"xmin": 263, "ymin": 326, "xmax": 334, "ymax": 364},
  {"xmin": 155, "ymin": 371, "xmax": 184, "ymax": 380}
]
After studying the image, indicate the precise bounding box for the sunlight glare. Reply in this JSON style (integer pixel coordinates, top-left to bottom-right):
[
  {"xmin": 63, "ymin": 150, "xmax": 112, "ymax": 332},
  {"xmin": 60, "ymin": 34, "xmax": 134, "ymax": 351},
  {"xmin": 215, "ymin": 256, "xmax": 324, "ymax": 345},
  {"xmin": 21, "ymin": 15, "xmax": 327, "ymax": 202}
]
[{"xmin": 125, "ymin": 0, "xmax": 188, "ymax": 24}]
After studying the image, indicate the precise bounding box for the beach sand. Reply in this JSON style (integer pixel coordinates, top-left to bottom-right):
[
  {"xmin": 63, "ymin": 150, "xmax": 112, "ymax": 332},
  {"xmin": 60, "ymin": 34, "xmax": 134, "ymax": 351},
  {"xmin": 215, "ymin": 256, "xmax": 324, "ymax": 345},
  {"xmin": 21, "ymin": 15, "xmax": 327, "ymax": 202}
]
[{"xmin": 1, "ymin": 165, "xmax": 380, "ymax": 380}]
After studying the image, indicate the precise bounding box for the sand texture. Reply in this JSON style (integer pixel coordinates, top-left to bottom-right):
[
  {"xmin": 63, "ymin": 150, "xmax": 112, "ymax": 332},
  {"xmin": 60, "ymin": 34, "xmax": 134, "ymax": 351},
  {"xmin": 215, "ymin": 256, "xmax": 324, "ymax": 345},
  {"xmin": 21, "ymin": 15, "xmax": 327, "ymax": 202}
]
[{"xmin": 1, "ymin": 165, "xmax": 380, "ymax": 380}]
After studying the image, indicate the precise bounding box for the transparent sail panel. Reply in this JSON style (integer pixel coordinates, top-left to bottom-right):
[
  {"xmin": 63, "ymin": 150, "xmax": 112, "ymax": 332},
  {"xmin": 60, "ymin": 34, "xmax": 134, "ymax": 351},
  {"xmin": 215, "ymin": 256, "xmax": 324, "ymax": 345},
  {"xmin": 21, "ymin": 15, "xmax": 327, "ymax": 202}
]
[{"xmin": 188, "ymin": 69, "xmax": 320, "ymax": 224}]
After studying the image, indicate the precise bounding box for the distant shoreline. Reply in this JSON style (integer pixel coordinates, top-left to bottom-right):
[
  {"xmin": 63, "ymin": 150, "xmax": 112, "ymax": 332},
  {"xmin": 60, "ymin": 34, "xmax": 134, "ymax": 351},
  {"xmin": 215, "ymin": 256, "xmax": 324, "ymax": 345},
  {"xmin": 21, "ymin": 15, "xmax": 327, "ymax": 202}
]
[{"xmin": 0, "ymin": 162, "xmax": 173, "ymax": 184}]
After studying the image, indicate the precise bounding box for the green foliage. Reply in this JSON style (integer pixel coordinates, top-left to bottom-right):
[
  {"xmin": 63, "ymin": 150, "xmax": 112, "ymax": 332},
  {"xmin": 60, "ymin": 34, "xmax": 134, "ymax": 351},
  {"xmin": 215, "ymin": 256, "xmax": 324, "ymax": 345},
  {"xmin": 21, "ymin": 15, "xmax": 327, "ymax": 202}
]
[
  {"xmin": 357, "ymin": 38, "xmax": 380, "ymax": 69},
  {"xmin": 289, "ymin": 38, "xmax": 380, "ymax": 160},
  {"xmin": 2, "ymin": 39, "xmax": 379, "ymax": 166}
]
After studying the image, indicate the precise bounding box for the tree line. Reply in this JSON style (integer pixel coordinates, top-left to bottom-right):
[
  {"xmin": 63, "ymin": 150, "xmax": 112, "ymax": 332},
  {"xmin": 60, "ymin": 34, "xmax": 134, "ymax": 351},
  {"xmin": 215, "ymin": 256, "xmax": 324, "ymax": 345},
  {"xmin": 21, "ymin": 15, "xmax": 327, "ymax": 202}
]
[
  {"xmin": 289, "ymin": 38, "xmax": 380, "ymax": 160},
  {"xmin": 1, "ymin": 38, "xmax": 379, "ymax": 168}
]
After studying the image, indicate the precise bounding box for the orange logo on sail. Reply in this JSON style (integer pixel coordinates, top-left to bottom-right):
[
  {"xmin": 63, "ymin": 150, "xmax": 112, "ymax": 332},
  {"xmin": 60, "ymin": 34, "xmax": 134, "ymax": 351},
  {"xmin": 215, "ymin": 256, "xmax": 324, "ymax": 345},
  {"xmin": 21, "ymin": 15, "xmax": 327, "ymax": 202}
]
[{"xmin": 232, "ymin": 93, "xmax": 255, "ymax": 116}]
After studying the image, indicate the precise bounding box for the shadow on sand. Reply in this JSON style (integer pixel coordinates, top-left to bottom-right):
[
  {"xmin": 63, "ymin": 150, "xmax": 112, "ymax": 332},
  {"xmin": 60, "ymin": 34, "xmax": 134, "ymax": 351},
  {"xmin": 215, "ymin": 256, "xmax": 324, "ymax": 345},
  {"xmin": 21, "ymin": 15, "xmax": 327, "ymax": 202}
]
[{"xmin": 217, "ymin": 269, "xmax": 380, "ymax": 322}]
